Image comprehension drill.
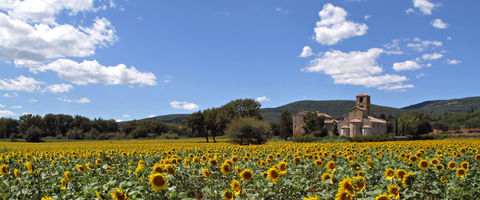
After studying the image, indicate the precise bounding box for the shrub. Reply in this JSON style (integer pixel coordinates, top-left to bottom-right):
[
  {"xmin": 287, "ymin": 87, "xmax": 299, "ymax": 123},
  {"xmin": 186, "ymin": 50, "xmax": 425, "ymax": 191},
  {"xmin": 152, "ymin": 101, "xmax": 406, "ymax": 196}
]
[
  {"xmin": 161, "ymin": 133, "xmax": 180, "ymax": 139},
  {"xmin": 225, "ymin": 117, "xmax": 272, "ymax": 145},
  {"xmin": 66, "ymin": 127, "xmax": 85, "ymax": 140},
  {"xmin": 293, "ymin": 134, "xmax": 318, "ymax": 143},
  {"xmin": 24, "ymin": 126, "xmax": 42, "ymax": 142},
  {"xmin": 131, "ymin": 125, "xmax": 148, "ymax": 138},
  {"xmin": 85, "ymin": 128, "xmax": 100, "ymax": 140}
]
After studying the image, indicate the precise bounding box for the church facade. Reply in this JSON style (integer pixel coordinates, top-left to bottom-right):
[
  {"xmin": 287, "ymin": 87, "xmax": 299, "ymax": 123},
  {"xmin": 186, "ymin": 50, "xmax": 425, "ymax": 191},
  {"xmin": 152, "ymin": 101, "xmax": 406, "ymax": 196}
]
[
  {"xmin": 292, "ymin": 94, "xmax": 387, "ymax": 138},
  {"xmin": 336, "ymin": 94, "xmax": 387, "ymax": 137}
]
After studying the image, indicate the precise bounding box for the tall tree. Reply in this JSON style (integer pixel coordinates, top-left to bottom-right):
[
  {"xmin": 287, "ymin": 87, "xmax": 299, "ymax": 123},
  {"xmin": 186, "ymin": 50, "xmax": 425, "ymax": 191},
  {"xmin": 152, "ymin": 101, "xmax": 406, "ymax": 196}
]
[
  {"xmin": 0, "ymin": 118, "xmax": 19, "ymax": 138},
  {"xmin": 302, "ymin": 112, "xmax": 325, "ymax": 136},
  {"xmin": 186, "ymin": 111, "xmax": 207, "ymax": 142},
  {"xmin": 221, "ymin": 99, "xmax": 262, "ymax": 120},
  {"xmin": 57, "ymin": 114, "xmax": 74, "ymax": 137},
  {"xmin": 397, "ymin": 111, "xmax": 432, "ymax": 136},
  {"xmin": 203, "ymin": 108, "xmax": 219, "ymax": 143},
  {"xmin": 279, "ymin": 110, "xmax": 293, "ymax": 140},
  {"xmin": 18, "ymin": 114, "xmax": 44, "ymax": 137},
  {"xmin": 43, "ymin": 114, "xmax": 58, "ymax": 137}
]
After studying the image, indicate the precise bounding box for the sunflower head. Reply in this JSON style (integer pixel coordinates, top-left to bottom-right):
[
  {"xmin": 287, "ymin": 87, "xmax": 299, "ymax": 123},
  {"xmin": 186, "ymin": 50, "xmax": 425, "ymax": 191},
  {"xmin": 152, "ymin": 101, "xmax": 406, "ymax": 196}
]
[
  {"xmin": 440, "ymin": 176, "xmax": 448, "ymax": 183},
  {"xmin": 321, "ymin": 172, "xmax": 334, "ymax": 184},
  {"xmin": 60, "ymin": 178, "xmax": 66, "ymax": 190},
  {"xmin": 418, "ymin": 160, "xmax": 429, "ymax": 170},
  {"xmin": 149, "ymin": 173, "xmax": 168, "ymax": 191},
  {"xmin": 338, "ymin": 177, "xmax": 355, "ymax": 195},
  {"xmin": 375, "ymin": 193, "xmax": 390, "ymax": 200},
  {"xmin": 41, "ymin": 196, "xmax": 52, "ymax": 200},
  {"xmin": 456, "ymin": 168, "xmax": 466, "ymax": 178},
  {"xmin": 165, "ymin": 164, "xmax": 175, "ymax": 175},
  {"xmin": 335, "ymin": 190, "xmax": 353, "ymax": 200},
  {"xmin": 230, "ymin": 179, "xmax": 241, "ymax": 194},
  {"xmin": 111, "ymin": 188, "xmax": 129, "ymax": 200},
  {"xmin": 388, "ymin": 185, "xmax": 400, "ymax": 199},
  {"xmin": 352, "ymin": 176, "xmax": 366, "ymax": 192},
  {"xmin": 304, "ymin": 194, "xmax": 319, "ymax": 200},
  {"xmin": 64, "ymin": 171, "xmax": 73, "ymax": 181},
  {"xmin": 461, "ymin": 161, "xmax": 469, "ymax": 170},
  {"xmin": 448, "ymin": 161, "xmax": 456, "ymax": 170},
  {"xmin": 0, "ymin": 164, "xmax": 8, "ymax": 176},
  {"xmin": 395, "ymin": 169, "xmax": 406, "ymax": 181},
  {"xmin": 326, "ymin": 161, "xmax": 336, "ymax": 172},
  {"xmin": 221, "ymin": 162, "xmax": 232, "ymax": 175},
  {"xmin": 223, "ymin": 190, "xmax": 234, "ymax": 200},
  {"xmin": 267, "ymin": 167, "xmax": 280, "ymax": 182},
  {"xmin": 402, "ymin": 172, "xmax": 415, "ymax": 188},
  {"xmin": 384, "ymin": 168, "xmax": 395, "ymax": 180},
  {"xmin": 239, "ymin": 169, "xmax": 253, "ymax": 182},
  {"xmin": 202, "ymin": 168, "xmax": 211, "ymax": 179},
  {"xmin": 475, "ymin": 154, "xmax": 480, "ymax": 161}
]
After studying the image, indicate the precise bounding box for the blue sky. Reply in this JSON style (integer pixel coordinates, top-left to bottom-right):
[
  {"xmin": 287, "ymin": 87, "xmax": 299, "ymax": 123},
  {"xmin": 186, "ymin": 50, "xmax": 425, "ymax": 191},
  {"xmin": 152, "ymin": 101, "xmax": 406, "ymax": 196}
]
[{"xmin": 0, "ymin": 0, "xmax": 479, "ymax": 121}]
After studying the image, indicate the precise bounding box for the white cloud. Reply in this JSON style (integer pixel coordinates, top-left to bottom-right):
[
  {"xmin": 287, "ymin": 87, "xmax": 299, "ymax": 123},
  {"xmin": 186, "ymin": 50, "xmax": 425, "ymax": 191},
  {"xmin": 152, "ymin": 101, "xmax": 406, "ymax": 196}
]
[
  {"xmin": 170, "ymin": 101, "xmax": 199, "ymax": 111},
  {"xmin": 148, "ymin": 114, "xmax": 155, "ymax": 118},
  {"xmin": 42, "ymin": 83, "xmax": 73, "ymax": 94},
  {"xmin": 256, "ymin": 96, "xmax": 270, "ymax": 103},
  {"xmin": 29, "ymin": 98, "xmax": 38, "ymax": 103},
  {"xmin": 377, "ymin": 84, "xmax": 414, "ymax": 91},
  {"xmin": 57, "ymin": 97, "xmax": 90, "ymax": 104},
  {"xmin": 313, "ymin": 3, "xmax": 368, "ymax": 45},
  {"xmin": 275, "ymin": 8, "xmax": 289, "ymax": 14},
  {"xmin": 3, "ymin": 92, "xmax": 18, "ymax": 97},
  {"xmin": 298, "ymin": 46, "xmax": 313, "ymax": 57},
  {"xmin": 411, "ymin": 0, "xmax": 437, "ymax": 15},
  {"xmin": 422, "ymin": 53, "xmax": 443, "ymax": 60},
  {"xmin": 405, "ymin": 8, "xmax": 415, "ymax": 14},
  {"xmin": 407, "ymin": 39, "xmax": 442, "ymax": 52},
  {"xmin": 0, "ymin": 110, "xmax": 16, "ymax": 117},
  {"xmin": 115, "ymin": 119, "xmax": 124, "ymax": 122},
  {"xmin": 416, "ymin": 73, "xmax": 425, "ymax": 78},
  {"xmin": 364, "ymin": 15, "xmax": 370, "ymax": 21},
  {"xmin": 10, "ymin": 105, "xmax": 21, "ymax": 109},
  {"xmin": 163, "ymin": 75, "xmax": 172, "ymax": 84},
  {"xmin": 393, "ymin": 60, "xmax": 422, "ymax": 71},
  {"xmin": 0, "ymin": 0, "xmax": 95, "ymax": 24},
  {"xmin": 446, "ymin": 59, "xmax": 461, "ymax": 65},
  {"xmin": 302, "ymin": 48, "xmax": 411, "ymax": 90},
  {"xmin": 431, "ymin": 19, "xmax": 449, "ymax": 29},
  {"xmin": 0, "ymin": 12, "xmax": 117, "ymax": 65},
  {"xmin": 122, "ymin": 114, "xmax": 130, "ymax": 118},
  {"xmin": 0, "ymin": 75, "xmax": 44, "ymax": 92},
  {"xmin": 33, "ymin": 59, "xmax": 157, "ymax": 86},
  {"xmin": 0, "ymin": 104, "xmax": 4, "ymax": 108}
]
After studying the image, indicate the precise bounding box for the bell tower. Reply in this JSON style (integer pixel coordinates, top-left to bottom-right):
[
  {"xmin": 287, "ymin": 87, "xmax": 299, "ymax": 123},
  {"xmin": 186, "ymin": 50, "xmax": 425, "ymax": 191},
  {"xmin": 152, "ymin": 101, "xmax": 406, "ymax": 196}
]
[{"xmin": 356, "ymin": 94, "xmax": 370, "ymax": 115}]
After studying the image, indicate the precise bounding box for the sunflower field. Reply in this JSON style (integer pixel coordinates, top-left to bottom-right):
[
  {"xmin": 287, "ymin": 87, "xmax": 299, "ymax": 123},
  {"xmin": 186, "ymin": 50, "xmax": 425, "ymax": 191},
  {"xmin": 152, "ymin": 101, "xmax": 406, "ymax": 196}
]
[{"xmin": 0, "ymin": 139, "xmax": 479, "ymax": 200}]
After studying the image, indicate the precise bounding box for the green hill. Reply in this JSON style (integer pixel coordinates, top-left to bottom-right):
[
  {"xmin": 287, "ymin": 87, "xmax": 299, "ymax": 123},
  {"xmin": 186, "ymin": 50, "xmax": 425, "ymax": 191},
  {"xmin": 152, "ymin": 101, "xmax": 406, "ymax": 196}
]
[
  {"xmin": 402, "ymin": 97, "xmax": 480, "ymax": 114},
  {"xmin": 145, "ymin": 96, "xmax": 480, "ymax": 123},
  {"xmin": 260, "ymin": 100, "xmax": 404, "ymax": 122}
]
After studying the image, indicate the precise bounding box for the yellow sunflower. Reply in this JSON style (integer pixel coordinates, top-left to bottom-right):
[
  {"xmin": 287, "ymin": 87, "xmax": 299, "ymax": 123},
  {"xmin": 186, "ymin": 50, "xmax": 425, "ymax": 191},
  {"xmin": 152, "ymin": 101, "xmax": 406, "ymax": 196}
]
[
  {"xmin": 352, "ymin": 176, "xmax": 366, "ymax": 192},
  {"xmin": 41, "ymin": 196, "xmax": 52, "ymax": 200},
  {"xmin": 230, "ymin": 179, "xmax": 241, "ymax": 195},
  {"xmin": 75, "ymin": 165, "xmax": 86, "ymax": 174},
  {"xmin": 456, "ymin": 167, "xmax": 466, "ymax": 178},
  {"xmin": 221, "ymin": 162, "xmax": 232, "ymax": 175},
  {"xmin": 165, "ymin": 164, "xmax": 175, "ymax": 175},
  {"xmin": 384, "ymin": 168, "xmax": 395, "ymax": 180},
  {"xmin": 461, "ymin": 161, "xmax": 469, "ymax": 170},
  {"xmin": 418, "ymin": 159, "xmax": 429, "ymax": 170},
  {"xmin": 321, "ymin": 172, "xmax": 334, "ymax": 184},
  {"xmin": 440, "ymin": 176, "xmax": 448, "ymax": 183},
  {"xmin": 335, "ymin": 190, "xmax": 353, "ymax": 200},
  {"xmin": 25, "ymin": 161, "xmax": 33, "ymax": 174},
  {"xmin": 149, "ymin": 173, "xmax": 168, "ymax": 191},
  {"xmin": 475, "ymin": 154, "xmax": 480, "ymax": 161},
  {"xmin": 95, "ymin": 158, "xmax": 102, "ymax": 165},
  {"xmin": 395, "ymin": 169, "xmax": 406, "ymax": 181},
  {"xmin": 0, "ymin": 164, "xmax": 8, "ymax": 176},
  {"xmin": 13, "ymin": 169, "xmax": 21, "ymax": 178},
  {"xmin": 239, "ymin": 169, "xmax": 253, "ymax": 182},
  {"xmin": 152, "ymin": 163, "xmax": 164, "ymax": 173},
  {"xmin": 375, "ymin": 193, "xmax": 390, "ymax": 200},
  {"xmin": 277, "ymin": 162, "xmax": 288, "ymax": 175},
  {"xmin": 223, "ymin": 190, "xmax": 234, "ymax": 200},
  {"xmin": 448, "ymin": 161, "xmax": 456, "ymax": 170},
  {"xmin": 304, "ymin": 194, "xmax": 319, "ymax": 200},
  {"xmin": 338, "ymin": 177, "xmax": 355, "ymax": 195},
  {"xmin": 314, "ymin": 160, "xmax": 323, "ymax": 168},
  {"xmin": 202, "ymin": 168, "xmax": 211, "ymax": 179},
  {"xmin": 60, "ymin": 178, "xmax": 67, "ymax": 190},
  {"xmin": 388, "ymin": 185, "xmax": 400, "ymax": 199},
  {"xmin": 402, "ymin": 172, "xmax": 415, "ymax": 188},
  {"xmin": 111, "ymin": 188, "xmax": 130, "ymax": 200},
  {"xmin": 326, "ymin": 161, "xmax": 336, "ymax": 172},
  {"xmin": 267, "ymin": 167, "xmax": 280, "ymax": 182},
  {"xmin": 430, "ymin": 158, "xmax": 440, "ymax": 166},
  {"xmin": 64, "ymin": 171, "xmax": 73, "ymax": 181}
]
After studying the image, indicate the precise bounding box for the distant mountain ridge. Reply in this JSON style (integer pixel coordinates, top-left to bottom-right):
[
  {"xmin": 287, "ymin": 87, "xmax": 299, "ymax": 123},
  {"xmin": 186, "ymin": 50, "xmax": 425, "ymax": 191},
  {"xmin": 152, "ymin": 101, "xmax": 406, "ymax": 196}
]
[{"xmin": 147, "ymin": 96, "xmax": 480, "ymax": 123}]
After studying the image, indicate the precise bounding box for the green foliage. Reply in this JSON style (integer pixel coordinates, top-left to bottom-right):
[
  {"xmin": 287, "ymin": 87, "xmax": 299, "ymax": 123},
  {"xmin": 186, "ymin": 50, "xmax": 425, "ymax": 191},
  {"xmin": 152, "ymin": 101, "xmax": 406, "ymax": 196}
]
[
  {"xmin": 131, "ymin": 125, "xmax": 148, "ymax": 138},
  {"xmin": 19, "ymin": 114, "xmax": 44, "ymax": 137},
  {"xmin": 348, "ymin": 134, "xmax": 394, "ymax": 142},
  {"xmin": 225, "ymin": 117, "xmax": 272, "ymax": 145},
  {"xmin": 292, "ymin": 134, "xmax": 318, "ymax": 143},
  {"xmin": 160, "ymin": 133, "xmax": 180, "ymax": 139},
  {"xmin": 302, "ymin": 112, "xmax": 325, "ymax": 135},
  {"xmin": 279, "ymin": 110, "xmax": 292, "ymax": 140},
  {"xmin": 397, "ymin": 111, "xmax": 432, "ymax": 136},
  {"xmin": 24, "ymin": 126, "xmax": 43, "ymax": 142},
  {"xmin": 221, "ymin": 98, "xmax": 262, "ymax": 120},
  {"xmin": 269, "ymin": 121, "xmax": 280, "ymax": 136},
  {"xmin": 431, "ymin": 111, "xmax": 480, "ymax": 130},
  {"xmin": 85, "ymin": 128, "xmax": 100, "ymax": 140},
  {"xmin": 403, "ymin": 96, "xmax": 480, "ymax": 114},
  {"xmin": 0, "ymin": 118, "xmax": 19, "ymax": 138},
  {"xmin": 66, "ymin": 127, "xmax": 85, "ymax": 140}
]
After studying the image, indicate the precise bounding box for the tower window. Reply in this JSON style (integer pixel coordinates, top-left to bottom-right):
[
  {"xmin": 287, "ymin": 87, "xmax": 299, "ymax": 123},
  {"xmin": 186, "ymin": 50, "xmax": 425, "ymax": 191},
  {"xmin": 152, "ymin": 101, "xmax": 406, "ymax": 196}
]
[{"xmin": 359, "ymin": 97, "xmax": 363, "ymax": 103}]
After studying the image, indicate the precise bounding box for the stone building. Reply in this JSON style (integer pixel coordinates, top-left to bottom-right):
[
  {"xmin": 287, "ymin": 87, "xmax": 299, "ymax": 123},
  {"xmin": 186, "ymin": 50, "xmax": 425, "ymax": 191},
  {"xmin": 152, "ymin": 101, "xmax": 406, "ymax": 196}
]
[
  {"xmin": 336, "ymin": 94, "xmax": 387, "ymax": 137},
  {"xmin": 292, "ymin": 111, "xmax": 338, "ymax": 138},
  {"xmin": 292, "ymin": 94, "xmax": 387, "ymax": 138}
]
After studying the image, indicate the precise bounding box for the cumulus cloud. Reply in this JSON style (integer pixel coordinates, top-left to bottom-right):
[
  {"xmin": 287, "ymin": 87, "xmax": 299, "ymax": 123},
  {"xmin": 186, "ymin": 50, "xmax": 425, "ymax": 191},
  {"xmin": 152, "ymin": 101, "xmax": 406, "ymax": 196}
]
[
  {"xmin": 0, "ymin": 75, "xmax": 44, "ymax": 92},
  {"xmin": 32, "ymin": 59, "xmax": 157, "ymax": 86},
  {"xmin": 170, "ymin": 101, "xmax": 199, "ymax": 111},
  {"xmin": 0, "ymin": 13, "xmax": 117, "ymax": 65},
  {"xmin": 314, "ymin": 3, "xmax": 368, "ymax": 45},
  {"xmin": 431, "ymin": 19, "xmax": 448, "ymax": 29},
  {"xmin": 10, "ymin": 105, "xmax": 21, "ymax": 109},
  {"xmin": 275, "ymin": 8, "xmax": 289, "ymax": 14},
  {"xmin": 29, "ymin": 98, "xmax": 38, "ymax": 103},
  {"xmin": 148, "ymin": 114, "xmax": 155, "ymax": 118},
  {"xmin": 0, "ymin": 0, "xmax": 95, "ymax": 24},
  {"xmin": 446, "ymin": 59, "xmax": 461, "ymax": 65},
  {"xmin": 302, "ymin": 48, "xmax": 411, "ymax": 90},
  {"xmin": 256, "ymin": 96, "xmax": 270, "ymax": 103},
  {"xmin": 42, "ymin": 83, "xmax": 73, "ymax": 94},
  {"xmin": 393, "ymin": 60, "xmax": 422, "ymax": 71},
  {"xmin": 422, "ymin": 53, "xmax": 443, "ymax": 60},
  {"xmin": 122, "ymin": 114, "xmax": 130, "ymax": 118},
  {"xmin": 0, "ymin": 110, "xmax": 16, "ymax": 117},
  {"xmin": 407, "ymin": 38, "xmax": 442, "ymax": 52},
  {"xmin": 57, "ymin": 97, "xmax": 90, "ymax": 103},
  {"xmin": 410, "ymin": 0, "xmax": 437, "ymax": 15},
  {"xmin": 298, "ymin": 46, "xmax": 313, "ymax": 57},
  {"xmin": 0, "ymin": 104, "xmax": 4, "ymax": 108}
]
